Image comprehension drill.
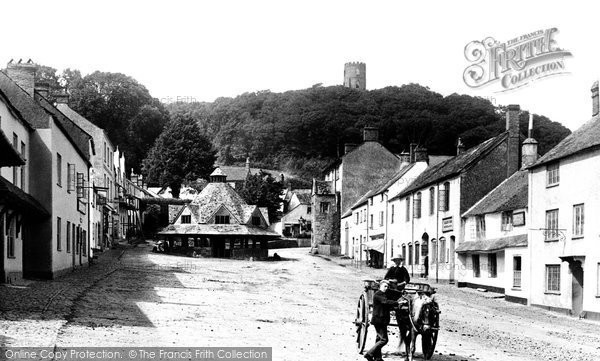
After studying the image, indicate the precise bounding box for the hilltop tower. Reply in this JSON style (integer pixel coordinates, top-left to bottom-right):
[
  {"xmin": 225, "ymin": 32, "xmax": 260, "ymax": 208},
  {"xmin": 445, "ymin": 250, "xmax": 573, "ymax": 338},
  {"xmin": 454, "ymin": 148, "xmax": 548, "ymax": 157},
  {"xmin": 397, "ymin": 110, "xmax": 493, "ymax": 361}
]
[{"xmin": 343, "ymin": 62, "xmax": 366, "ymax": 90}]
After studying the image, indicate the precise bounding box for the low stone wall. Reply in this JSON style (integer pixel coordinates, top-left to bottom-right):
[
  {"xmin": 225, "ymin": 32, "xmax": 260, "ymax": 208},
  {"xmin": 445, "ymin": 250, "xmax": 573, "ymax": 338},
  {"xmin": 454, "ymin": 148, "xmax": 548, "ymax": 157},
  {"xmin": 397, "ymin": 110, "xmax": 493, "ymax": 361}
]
[{"xmin": 317, "ymin": 244, "xmax": 340, "ymax": 256}]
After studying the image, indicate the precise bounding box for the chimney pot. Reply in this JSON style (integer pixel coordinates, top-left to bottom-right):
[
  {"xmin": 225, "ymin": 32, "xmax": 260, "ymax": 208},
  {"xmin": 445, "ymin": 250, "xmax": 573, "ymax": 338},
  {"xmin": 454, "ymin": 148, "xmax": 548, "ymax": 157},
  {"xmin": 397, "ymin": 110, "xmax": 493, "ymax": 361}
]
[
  {"xmin": 35, "ymin": 81, "xmax": 50, "ymax": 98},
  {"xmin": 6, "ymin": 60, "xmax": 37, "ymax": 97},
  {"xmin": 457, "ymin": 138, "xmax": 465, "ymax": 155},
  {"xmin": 54, "ymin": 89, "xmax": 70, "ymax": 104}
]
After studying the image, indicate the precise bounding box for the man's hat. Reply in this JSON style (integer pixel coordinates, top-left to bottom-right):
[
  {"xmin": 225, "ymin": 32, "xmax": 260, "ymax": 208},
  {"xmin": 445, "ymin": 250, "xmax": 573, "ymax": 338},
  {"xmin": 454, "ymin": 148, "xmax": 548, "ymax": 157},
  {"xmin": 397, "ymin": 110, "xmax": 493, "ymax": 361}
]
[{"xmin": 391, "ymin": 256, "xmax": 404, "ymax": 261}]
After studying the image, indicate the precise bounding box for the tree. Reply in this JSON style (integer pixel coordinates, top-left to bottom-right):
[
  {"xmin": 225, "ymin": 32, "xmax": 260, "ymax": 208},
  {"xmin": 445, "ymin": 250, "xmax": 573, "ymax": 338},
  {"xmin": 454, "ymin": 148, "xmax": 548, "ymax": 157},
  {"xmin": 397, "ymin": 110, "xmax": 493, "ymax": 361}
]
[
  {"xmin": 142, "ymin": 114, "xmax": 216, "ymax": 198},
  {"xmin": 67, "ymin": 71, "xmax": 170, "ymax": 172},
  {"xmin": 238, "ymin": 171, "xmax": 285, "ymax": 223}
]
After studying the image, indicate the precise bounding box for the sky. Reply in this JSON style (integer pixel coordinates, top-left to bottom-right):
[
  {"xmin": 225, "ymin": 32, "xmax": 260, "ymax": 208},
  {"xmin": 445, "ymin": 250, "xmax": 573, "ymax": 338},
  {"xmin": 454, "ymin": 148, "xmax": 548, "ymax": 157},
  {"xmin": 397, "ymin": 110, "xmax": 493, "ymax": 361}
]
[{"xmin": 1, "ymin": 0, "xmax": 599, "ymax": 131}]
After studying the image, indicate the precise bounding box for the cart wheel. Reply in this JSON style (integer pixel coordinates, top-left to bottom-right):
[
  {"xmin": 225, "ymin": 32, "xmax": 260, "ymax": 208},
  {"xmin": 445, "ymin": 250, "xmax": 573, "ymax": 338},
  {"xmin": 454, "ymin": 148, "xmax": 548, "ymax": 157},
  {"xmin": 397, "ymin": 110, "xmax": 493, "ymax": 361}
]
[{"xmin": 355, "ymin": 294, "xmax": 369, "ymax": 354}]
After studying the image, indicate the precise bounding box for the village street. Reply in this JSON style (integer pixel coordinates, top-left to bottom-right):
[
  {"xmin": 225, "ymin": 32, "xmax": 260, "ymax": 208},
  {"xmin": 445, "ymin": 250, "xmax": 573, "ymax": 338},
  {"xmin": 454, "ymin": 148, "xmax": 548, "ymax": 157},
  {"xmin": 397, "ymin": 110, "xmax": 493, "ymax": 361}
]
[{"xmin": 1, "ymin": 244, "xmax": 600, "ymax": 361}]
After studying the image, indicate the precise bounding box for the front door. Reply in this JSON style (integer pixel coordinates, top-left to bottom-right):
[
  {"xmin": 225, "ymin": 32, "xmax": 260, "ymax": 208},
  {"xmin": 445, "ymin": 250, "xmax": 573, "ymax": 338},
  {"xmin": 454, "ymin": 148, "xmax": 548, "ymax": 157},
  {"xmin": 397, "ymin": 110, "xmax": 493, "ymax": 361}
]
[
  {"xmin": 449, "ymin": 236, "xmax": 456, "ymax": 283},
  {"xmin": 571, "ymin": 261, "xmax": 584, "ymax": 316}
]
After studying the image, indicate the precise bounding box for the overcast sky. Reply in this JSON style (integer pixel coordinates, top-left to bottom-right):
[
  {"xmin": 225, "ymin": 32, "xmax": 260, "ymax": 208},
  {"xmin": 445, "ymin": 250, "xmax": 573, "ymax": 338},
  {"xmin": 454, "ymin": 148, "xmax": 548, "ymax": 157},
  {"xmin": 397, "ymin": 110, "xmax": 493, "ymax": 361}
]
[{"xmin": 2, "ymin": 0, "xmax": 598, "ymax": 131}]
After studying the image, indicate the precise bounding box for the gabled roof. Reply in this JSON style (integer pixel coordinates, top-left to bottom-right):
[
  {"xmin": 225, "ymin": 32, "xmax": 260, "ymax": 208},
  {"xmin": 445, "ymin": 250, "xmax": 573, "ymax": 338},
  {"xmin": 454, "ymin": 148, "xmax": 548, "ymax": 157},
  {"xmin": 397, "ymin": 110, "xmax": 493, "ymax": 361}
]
[
  {"xmin": 373, "ymin": 163, "xmax": 415, "ymax": 195},
  {"xmin": 56, "ymin": 103, "xmax": 115, "ymax": 149},
  {"xmin": 35, "ymin": 95, "xmax": 93, "ymax": 165},
  {"xmin": 0, "ymin": 71, "xmax": 92, "ymax": 165},
  {"xmin": 392, "ymin": 133, "xmax": 508, "ymax": 200},
  {"xmin": 529, "ymin": 115, "xmax": 598, "ymax": 168},
  {"xmin": 463, "ymin": 170, "xmax": 528, "ymax": 217},
  {"xmin": 293, "ymin": 189, "xmax": 312, "ymax": 204},
  {"xmin": 0, "ymin": 71, "xmax": 49, "ymax": 128}
]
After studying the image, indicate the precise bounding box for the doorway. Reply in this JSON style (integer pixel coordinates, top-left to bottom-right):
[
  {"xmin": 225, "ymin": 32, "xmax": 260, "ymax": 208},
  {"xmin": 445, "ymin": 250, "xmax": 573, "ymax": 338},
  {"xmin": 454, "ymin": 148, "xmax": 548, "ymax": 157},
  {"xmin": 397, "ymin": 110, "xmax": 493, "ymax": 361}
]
[{"xmin": 570, "ymin": 260, "xmax": 584, "ymax": 317}]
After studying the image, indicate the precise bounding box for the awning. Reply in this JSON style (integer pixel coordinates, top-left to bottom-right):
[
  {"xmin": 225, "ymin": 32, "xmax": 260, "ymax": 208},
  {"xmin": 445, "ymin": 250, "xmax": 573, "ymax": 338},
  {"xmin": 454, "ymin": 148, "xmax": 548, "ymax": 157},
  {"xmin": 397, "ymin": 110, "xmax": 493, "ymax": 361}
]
[
  {"xmin": 0, "ymin": 129, "xmax": 25, "ymax": 167},
  {"xmin": 456, "ymin": 234, "xmax": 527, "ymax": 254},
  {"xmin": 0, "ymin": 176, "xmax": 49, "ymax": 219},
  {"xmin": 364, "ymin": 238, "xmax": 385, "ymax": 253}
]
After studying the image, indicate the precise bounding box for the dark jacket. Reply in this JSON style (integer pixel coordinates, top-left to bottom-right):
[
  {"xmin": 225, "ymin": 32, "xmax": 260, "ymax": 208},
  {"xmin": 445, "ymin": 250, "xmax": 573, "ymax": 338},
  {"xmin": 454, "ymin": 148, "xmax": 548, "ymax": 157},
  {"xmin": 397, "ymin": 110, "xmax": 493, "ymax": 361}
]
[
  {"xmin": 370, "ymin": 290, "xmax": 398, "ymax": 325},
  {"xmin": 384, "ymin": 265, "xmax": 410, "ymax": 284}
]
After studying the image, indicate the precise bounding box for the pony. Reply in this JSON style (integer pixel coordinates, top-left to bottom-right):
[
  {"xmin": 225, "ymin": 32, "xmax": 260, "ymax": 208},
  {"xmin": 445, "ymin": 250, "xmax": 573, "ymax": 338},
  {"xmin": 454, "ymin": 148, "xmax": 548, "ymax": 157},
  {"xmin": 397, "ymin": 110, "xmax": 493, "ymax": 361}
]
[{"xmin": 397, "ymin": 293, "xmax": 439, "ymax": 361}]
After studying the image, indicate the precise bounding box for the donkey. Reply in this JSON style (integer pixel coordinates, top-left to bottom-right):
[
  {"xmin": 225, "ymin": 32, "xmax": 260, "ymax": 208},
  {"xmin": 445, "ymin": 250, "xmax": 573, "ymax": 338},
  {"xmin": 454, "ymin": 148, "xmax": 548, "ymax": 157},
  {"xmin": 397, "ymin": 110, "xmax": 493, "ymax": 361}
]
[{"xmin": 398, "ymin": 293, "xmax": 439, "ymax": 361}]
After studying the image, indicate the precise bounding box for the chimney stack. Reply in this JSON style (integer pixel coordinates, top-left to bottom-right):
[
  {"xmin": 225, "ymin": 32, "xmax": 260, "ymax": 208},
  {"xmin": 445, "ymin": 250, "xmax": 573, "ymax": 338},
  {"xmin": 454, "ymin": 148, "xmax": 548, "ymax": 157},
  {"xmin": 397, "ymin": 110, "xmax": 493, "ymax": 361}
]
[
  {"xmin": 457, "ymin": 138, "xmax": 465, "ymax": 155},
  {"xmin": 34, "ymin": 81, "xmax": 50, "ymax": 98},
  {"xmin": 522, "ymin": 113, "xmax": 539, "ymax": 169},
  {"xmin": 344, "ymin": 143, "xmax": 358, "ymax": 155},
  {"xmin": 409, "ymin": 143, "xmax": 417, "ymax": 163},
  {"xmin": 399, "ymin": 151, "xmax": 411, "ymax": 165},
  {"xmin": 54, "ymin": 89, "xmax": 70, "ymax": 104},
  {"xmin": 592, "ymin": 81, "xmax": 599, "ymax": 117},
  {"xmin": 506, "ymin": 104, "xmax": 521, "ymax": 177},
  {"xmin": 414, "ymin": 146, "xmax": 428, "ymax": 163},
  {"xmin": 6, "ymin": 59, "xmax": 37, "ymax": 97},
  {"xmin": 245, "ymin": 157, "xmax": 251, "ymax": 173},
  {"xmin": 363, "ymin": 127, "xmax": 379, "ymax": 142}
]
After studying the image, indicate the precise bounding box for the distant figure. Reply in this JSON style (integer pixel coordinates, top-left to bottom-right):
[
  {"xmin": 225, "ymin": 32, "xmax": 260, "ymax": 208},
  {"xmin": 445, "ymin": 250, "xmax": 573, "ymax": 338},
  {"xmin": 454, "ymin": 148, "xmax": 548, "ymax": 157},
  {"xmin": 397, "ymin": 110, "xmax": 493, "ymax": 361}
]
[{"xmin": 273, "ymin": 253, "xmax": 281, "ymax": 261}]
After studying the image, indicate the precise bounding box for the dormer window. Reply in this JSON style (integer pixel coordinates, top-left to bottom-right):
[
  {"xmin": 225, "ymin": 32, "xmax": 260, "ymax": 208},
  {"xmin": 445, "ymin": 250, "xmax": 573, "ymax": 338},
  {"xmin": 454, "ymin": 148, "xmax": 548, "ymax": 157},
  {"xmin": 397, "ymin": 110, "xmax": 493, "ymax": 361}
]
[
  {"xmin": 181, "ymin": 215, "xmax": 191, "ymax": 224},
  {"xmin": 215, "ymin": 215, "xmax": 230, "ymax": 224},
  {"xmin": 252, "ymin": 216, "xmax": 261, "ymax": 226}
]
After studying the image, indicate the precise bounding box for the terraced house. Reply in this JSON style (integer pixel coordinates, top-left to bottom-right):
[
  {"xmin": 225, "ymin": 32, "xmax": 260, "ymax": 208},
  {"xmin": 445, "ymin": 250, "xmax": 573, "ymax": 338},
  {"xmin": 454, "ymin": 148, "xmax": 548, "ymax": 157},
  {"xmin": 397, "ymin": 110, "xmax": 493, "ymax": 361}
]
[
  {"xmin": 527, "ymin": 82, "xmax": 600, "ymax": 320},
  {"xmin": 0, "ymin": 60, "xmax": 92, "ymax": 280},
  {"xmin": 390, "ymin": 105, "xmax": 524, "ymax": 283}
]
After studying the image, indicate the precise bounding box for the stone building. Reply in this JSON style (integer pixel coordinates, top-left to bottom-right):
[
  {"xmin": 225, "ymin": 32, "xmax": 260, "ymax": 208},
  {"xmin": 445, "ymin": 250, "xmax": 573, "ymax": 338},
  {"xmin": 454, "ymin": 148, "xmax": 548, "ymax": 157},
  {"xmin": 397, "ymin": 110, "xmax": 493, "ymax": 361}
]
[
  {"xmin": 344, "ymin": 62, "xmax": 366, "ymax": 90},
  {"xmin": 313, "ymin": 127, "xmax": 403, "ymax": 254}
]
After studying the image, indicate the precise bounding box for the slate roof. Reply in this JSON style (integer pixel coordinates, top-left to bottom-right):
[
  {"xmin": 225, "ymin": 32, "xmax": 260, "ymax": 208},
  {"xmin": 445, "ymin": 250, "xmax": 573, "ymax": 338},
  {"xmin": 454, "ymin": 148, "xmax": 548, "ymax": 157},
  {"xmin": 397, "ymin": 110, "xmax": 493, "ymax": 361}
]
[
  {"xmin": 0, "ymin": 176, "xmax": 49, "ymax": 218},
  {"xmin": 455, "ymin": 234, "xmax": 527, "ymax": 253},
  {"xmin": 374, "ymin": 163, "xmax": 415, "ymax": 196},
  {"xmin": 293, "ymin": 189, "xmax": 312, "ymax": 204},
  {"xmin": 529, "ymin": 115, "xmax": 599, "ymax": 168},
  {"xmin": 159, "ymin": 224, "xmax": 279, "ymax": 237},
  {"xmin": 463, "ymin": 170, "xmax": 528, "ymax": 217},
  {"xmin": 36, "ymin": 95, "xmax": 93, "ymax": 164},
  {"xmin": 0, "ymin": 71, "xmax": 92, "ymax": 165},
  {"xmin": 392, "ymin": 133, "xmax": 508, "ymax": 200},
  {"xmin": 0, "ymin": 71, "xmax": 49, "ymax": 128}
]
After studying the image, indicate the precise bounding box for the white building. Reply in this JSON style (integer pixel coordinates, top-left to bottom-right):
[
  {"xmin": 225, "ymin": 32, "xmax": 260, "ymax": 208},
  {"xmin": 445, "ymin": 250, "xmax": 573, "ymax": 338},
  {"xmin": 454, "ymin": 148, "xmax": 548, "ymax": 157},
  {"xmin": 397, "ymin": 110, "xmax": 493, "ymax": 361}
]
[
  {"xmin": 1, "ymin": 60, "xmax": 93, "ymax": 279},
  {"xmin": 527, "ymin": 82, "xmax": 600, "ymax": 320},
  {"xmin": 390, "ymin": 105, "xmax": 524, "ymax": 282},
  {"xmin": 459, "ymin": 170, "xmax": 530, "ymax": 304}
]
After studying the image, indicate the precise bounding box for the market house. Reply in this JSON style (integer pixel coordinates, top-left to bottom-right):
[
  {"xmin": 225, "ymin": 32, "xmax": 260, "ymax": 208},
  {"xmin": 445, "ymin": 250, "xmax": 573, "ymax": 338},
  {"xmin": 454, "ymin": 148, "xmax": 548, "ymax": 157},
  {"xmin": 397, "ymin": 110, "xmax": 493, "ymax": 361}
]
[{"xmin": 158, "ymin": 168, "xmax": 279, "ymax": 259}]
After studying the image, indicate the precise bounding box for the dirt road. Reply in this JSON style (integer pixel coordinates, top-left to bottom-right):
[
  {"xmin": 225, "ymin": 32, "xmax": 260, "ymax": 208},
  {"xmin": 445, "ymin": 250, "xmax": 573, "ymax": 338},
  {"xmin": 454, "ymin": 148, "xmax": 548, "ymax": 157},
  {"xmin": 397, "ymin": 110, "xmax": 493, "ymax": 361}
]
[{"xmin": 1, "ymin": 245, "xmax": 599, "ymax": 361}]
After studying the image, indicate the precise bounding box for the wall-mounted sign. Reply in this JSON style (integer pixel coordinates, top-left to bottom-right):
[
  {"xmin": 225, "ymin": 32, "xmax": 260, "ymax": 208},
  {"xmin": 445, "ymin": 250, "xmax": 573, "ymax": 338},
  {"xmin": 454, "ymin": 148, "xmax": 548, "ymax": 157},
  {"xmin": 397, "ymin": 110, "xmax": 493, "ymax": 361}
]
[
  {"xmin": 442, "ymin": 216, "xmax": 453, "ymax": 233},
  {"xmin": 513, "ymin": 212, "xmax": 525, "ymax": 226}
]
